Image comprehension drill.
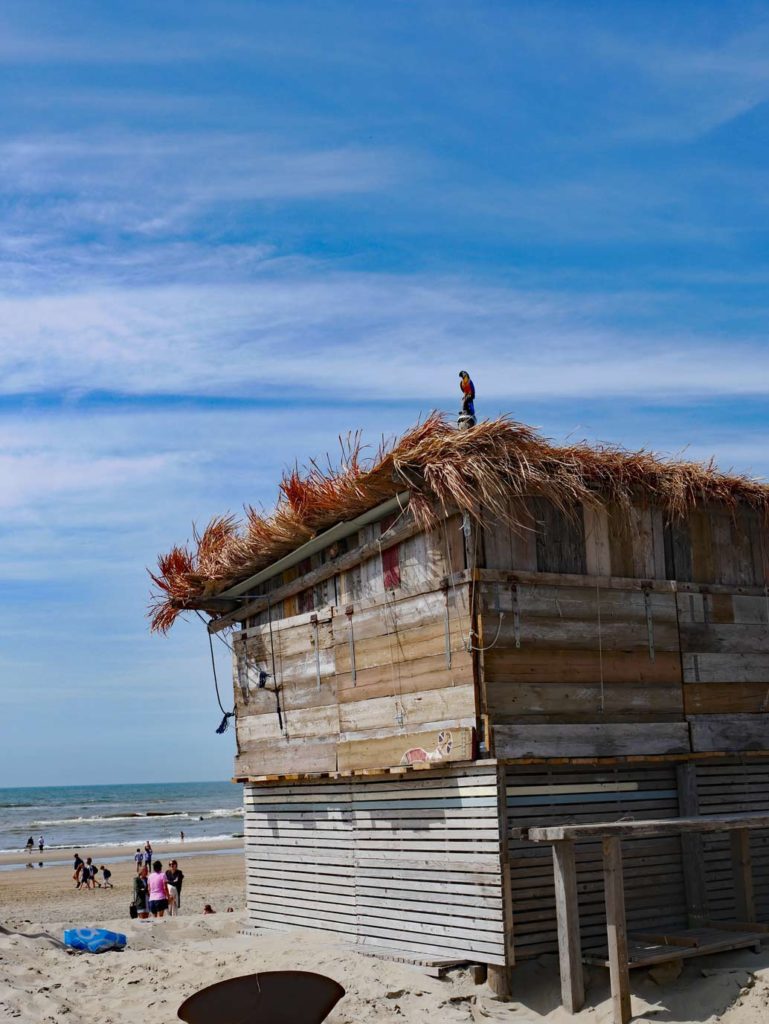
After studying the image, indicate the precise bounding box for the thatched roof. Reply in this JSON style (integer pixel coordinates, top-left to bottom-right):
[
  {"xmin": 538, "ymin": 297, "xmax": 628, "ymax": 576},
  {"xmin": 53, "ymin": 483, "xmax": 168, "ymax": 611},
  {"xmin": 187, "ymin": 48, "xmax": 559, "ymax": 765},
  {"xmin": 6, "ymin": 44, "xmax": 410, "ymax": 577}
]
[{"xmin": 149, "ymin": 412, "xmax": 769, "ymax": 632}]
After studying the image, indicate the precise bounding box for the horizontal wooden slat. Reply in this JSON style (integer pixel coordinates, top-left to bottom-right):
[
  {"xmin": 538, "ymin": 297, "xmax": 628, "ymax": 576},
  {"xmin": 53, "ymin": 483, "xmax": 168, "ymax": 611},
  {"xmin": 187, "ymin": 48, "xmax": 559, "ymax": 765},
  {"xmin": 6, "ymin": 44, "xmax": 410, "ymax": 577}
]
[
  {"xmin": 337, "ymin": 725, "xmax": 474, "ymax": 772},
  {"xmin": 684, "ymin": 683, "xmax": 769, "ymax": 715},
  {"xmin": 689, "ymin": 714, "xmax": 769, "ymax": 753},
  {"xmin": 494, "ymin": 722, "xmax": 690, "ymax": 758}
]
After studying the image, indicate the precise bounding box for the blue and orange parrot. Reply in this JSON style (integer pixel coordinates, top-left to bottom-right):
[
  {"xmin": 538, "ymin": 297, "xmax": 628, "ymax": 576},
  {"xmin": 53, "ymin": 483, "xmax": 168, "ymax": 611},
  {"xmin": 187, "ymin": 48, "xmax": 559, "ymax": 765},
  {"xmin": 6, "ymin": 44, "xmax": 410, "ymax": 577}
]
[{"xmin": 459, "ymin": 370, "xmax": 475, "ymax": 419}]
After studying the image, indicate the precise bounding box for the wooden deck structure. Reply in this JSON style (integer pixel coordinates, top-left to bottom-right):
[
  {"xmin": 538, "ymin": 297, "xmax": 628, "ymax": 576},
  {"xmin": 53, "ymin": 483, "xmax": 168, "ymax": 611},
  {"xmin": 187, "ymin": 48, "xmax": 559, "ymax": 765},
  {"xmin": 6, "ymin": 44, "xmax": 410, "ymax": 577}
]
[
  {"xmin": 152, "ymin": 415, "xmax": 769, "ymax": 1001},
  {"xmin": 524, "ymin": 813, "xmax": 769, "ymax": 1024}
]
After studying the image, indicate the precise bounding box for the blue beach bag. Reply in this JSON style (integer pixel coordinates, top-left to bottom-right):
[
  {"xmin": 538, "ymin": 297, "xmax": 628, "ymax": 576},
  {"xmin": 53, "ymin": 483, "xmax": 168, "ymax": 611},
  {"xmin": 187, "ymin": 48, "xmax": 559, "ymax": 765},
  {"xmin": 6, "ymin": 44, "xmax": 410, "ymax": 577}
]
[{"xmin": 63, "ymin": 928, "xmax": 126, "ymax": 953}]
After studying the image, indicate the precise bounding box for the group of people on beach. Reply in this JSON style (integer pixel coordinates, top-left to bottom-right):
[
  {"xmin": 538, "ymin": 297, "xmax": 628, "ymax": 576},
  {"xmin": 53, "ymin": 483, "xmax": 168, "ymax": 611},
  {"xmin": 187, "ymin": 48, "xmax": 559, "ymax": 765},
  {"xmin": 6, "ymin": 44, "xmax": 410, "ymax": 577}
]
[
  {"xmin": 132, "ymin": 855, "xmax": 184, "ymax": 919},
  {"xmin": 73, "ymin": 852, "xmax": 112, "ymax": 889},
  {"xmin": 25, "ymin": 835, "xmax": 44, "ymax": 853}
]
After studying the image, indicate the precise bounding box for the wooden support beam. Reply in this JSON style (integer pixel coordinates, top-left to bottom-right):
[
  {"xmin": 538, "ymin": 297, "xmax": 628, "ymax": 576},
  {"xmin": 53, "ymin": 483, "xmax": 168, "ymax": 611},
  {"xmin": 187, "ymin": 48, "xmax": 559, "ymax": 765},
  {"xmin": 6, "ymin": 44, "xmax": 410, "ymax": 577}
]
[
  {"xmin": 495, "ymin": 767, "xmax": 516, "ymax": 970},
  {"xmin": 487, "ymin": 964, "xmax": 512, "ymax": 999},
  {"xmin": 526, "ymin": 811, "xmax": 769, "ymax": 842},
  {"xmin": 456, "ymin": 566, "xmax": 769, "ymax": 599},
  {"xmin": 730, "ymin": 828, "xmax": 756, "ymax": 924},
  {"xmin": 676, "ymin": 763, "xmax": 708, "ymax": 925},
  {"xmin": 552, "ymin": 840, "xmax": 584, "ymax": 1013},
  {"xmin": 602, "ymin": 836, "xmax": 631, "ymax": 1024},
  {"xmin": 209, "ymin": 511, "xmax": 425, "ymax": 632}
]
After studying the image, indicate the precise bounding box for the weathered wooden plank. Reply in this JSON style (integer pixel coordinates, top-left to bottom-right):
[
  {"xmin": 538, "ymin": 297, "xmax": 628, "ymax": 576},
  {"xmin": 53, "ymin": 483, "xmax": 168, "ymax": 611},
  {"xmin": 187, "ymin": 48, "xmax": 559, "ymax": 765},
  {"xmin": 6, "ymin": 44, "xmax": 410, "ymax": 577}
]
[
  {"xmin": 399, "ymin": 530, "xmax": 439, "ymax": 590},
  {"xmin": 235, "ymin": 739, "xmax": 337, "ymax": 777},
  {"xmin": 607, "ymin": 506, "xmax": 635, "ymax": 580},
  {"xmin": 335, "ymin": 617, "xmax": 467, "ymax": 674},
  {"xmin": 488, "ymin": 681, "xmax": 684, "ymax": 722},
  {"xmin": 485, "ymin": 648, "xmax": 681, "ymax": 686},
  {"xmin": 664, "ymin": 520, "xmax": 692, "ymax": 582},
  {"xmin": 484, "ymin": 505, "xmax": 514, "ymax": 571},
  {"xmin": 682, "ymin": 652, "xmax": 769, "ymax": 683},
  {"xmin": 552, "ymin": 840, "xmax": 584, "ymax": 1013},
  {"xmin": 676, "ymin": 762, "xmax": 708, "ymax": 924},
  {"xmin": 527, "ymin": 811, "xmax": 769, "ymax": 842},
  {"xmin": 730, "ymin": 828, "xmax": 756, "ymax": 923},
  {"xmin": 238, "ymin": 703, "xmax": 339, "ymax": 743},
  {"xmin": 688, "ymin": 510, "xmax": 715, "ymax": 585},
  {"xmin": 689, "ymin": 714, "xmax": 769, "ymax": 752},
  {"xmin": 482, "ymin": 614, "xmax": 680, "ymax": 653},
  {"xmin": 486, "ymin": 584, "xmax": 679, "ymax": 622},
  {"xmin": 684, "ymin": 684, "xmax": 769, "ymax": 715},
  {"xmin": 680, "ymin": 624, "xmax": 769, "ymax": 656},
  {"xmin": 335, "ymin": 651, "xmax": 474, "ymax": 702},
  {"xmin": 532, "ymin": 498, "xmax": 587, "ymax": 575},
  {"xmin": 337, "ymin": 726, "xmax": 474, "ymax": 772},
  {"xmin": 508, "ymin": 498, "xmax": 538, "ymax": 571},
  {"xmin": 337, "ymin": 682, "xmax": 476, "ymax": 735},
  {"xmin": 632, "ymin": 507, "xmax": 663, "ymax": 579},
  {"xmin": 584, "ymin": 505, "xmax": 611, "ymax": 577},
  {"xmin": 494, "ymin": 722, "xmax": 690, "ymax": 759},
  {"xmin": 602, "ymin": 836, "xmax": 631, "ymax": 1024}
]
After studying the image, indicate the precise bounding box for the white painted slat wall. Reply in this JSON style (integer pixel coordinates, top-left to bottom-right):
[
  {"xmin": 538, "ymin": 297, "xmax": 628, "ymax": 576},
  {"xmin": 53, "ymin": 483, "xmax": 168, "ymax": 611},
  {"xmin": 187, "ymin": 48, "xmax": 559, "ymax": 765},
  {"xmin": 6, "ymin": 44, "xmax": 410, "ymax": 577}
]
[{"xmin": 244, "ymin": 764, "xmax": 507, "ymax": 964}]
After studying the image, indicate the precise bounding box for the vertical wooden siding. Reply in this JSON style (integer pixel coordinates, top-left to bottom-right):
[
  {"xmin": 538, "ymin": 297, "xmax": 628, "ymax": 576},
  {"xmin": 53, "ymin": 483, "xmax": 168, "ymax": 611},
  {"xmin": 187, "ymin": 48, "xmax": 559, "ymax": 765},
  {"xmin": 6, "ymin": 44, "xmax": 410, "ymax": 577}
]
[
  {"xmin": 483, "ymin": 500, "xmax": 768, "ymax": 588},
  {"xmin": 244, "ymin": 765, "xmax": 508, "ymax": 964}
]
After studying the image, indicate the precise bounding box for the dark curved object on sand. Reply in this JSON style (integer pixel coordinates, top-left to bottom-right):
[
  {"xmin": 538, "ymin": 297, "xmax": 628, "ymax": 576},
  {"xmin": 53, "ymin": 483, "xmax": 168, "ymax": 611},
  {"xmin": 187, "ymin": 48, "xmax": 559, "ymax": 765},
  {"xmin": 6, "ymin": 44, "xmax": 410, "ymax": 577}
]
[{"xmin": 177, "ymin": 970, "xmax": 345, "ymax": 1024}]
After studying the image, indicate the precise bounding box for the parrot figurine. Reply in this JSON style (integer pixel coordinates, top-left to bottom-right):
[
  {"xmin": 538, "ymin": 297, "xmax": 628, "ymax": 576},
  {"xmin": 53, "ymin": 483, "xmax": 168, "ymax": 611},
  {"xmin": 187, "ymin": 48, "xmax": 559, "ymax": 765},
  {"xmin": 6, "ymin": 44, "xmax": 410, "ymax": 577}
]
[{"xmin": 458, "ymin": 370, "xmax": 476, "ymax": 428}]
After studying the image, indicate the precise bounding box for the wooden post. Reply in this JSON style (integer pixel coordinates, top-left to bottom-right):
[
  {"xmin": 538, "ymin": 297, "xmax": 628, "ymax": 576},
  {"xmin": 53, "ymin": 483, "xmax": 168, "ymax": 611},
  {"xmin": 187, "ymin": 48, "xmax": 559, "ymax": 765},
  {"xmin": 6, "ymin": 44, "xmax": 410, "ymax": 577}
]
[
  {"xmin": 487, "ymin": 965, "xmax": 512, "ymax": 998},
  {"xmin": 730, "ymin": 828, "xmax": 756, "ymax": 923},
  {"xmin": 602, "ymin": 836, "xmax": 631, "ymax": 1024},
  {"xmin": 552, "ymin": 839, "xmax": 585, "ymax": 1013},
  {"xmin": 676, "ymin": 763, "xmax": 708, "ymax": 924},
  {"xmin": 487, "ymin": 767, "xmax": 515, "ymax": 1000}
]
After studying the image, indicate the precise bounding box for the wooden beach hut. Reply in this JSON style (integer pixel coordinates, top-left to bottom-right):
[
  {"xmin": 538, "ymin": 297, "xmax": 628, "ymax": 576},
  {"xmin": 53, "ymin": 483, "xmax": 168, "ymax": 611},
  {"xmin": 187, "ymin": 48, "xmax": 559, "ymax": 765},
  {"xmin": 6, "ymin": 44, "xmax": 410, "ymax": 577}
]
[{"xmin": 151, "ymin": 413, "xmax": 769, "ymax": 1008}]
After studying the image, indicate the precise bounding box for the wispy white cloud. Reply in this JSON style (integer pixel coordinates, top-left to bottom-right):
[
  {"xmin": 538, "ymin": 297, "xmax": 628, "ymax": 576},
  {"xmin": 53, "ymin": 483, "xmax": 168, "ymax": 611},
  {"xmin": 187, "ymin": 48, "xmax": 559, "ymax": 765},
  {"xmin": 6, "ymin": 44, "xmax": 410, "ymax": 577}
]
[{"xmin": 0, "ymin": 273, "xmax": 767, "ymax": 402}]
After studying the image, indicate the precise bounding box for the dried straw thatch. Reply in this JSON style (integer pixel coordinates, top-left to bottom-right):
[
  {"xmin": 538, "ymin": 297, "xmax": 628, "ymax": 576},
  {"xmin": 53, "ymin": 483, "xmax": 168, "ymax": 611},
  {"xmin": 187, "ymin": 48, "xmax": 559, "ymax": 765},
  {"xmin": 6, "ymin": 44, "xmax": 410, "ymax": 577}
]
[{"xmin": 149, "ymin": 412, "xmax": 769, "ymax": 632}]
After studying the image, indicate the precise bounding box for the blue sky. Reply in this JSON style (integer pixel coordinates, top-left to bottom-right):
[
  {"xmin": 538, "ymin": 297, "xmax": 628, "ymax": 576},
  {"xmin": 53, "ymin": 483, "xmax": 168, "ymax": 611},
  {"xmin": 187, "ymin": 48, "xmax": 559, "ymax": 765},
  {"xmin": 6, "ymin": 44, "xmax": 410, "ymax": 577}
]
[{"xmin": 1, "ymin": 1, "xmax": 768, "ymax": 786}]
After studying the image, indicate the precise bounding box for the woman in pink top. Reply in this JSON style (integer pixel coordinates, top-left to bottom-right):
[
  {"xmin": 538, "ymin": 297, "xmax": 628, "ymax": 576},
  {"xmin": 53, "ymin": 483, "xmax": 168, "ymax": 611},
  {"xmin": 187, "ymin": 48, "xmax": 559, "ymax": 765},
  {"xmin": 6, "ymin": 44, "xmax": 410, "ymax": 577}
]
[{"xmin": 148, "ymin": 860, "xmax": 170, "ymax": 918}]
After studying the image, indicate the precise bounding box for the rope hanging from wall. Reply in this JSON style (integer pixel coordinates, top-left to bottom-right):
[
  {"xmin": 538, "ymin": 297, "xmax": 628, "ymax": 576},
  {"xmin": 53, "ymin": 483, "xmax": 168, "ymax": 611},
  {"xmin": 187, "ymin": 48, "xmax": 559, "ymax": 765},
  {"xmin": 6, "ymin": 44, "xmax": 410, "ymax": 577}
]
[{"xmin": 208, "ymin": 630, "xmax": 236, "ymax": 734}]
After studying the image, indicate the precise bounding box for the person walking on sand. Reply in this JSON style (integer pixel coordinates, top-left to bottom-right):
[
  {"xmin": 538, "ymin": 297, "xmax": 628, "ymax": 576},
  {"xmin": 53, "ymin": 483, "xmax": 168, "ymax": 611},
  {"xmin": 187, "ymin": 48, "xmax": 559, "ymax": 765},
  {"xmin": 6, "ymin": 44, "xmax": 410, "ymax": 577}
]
[
  {"xmin": 134, "ymin": 848, "xmax": 143, "ymax": 874},
  {"xmin": 25, "ymin": 836, "xmax": 34, "ymax": 854},
  {"xmin": 148, "ymin": 860, "xmax": 169, "ymax": 918},
  {"xmin": 79, "ymin": 857, "xmax": 95, "ymax": 890},
  {"xmin": 38, "ymin": 835, "xmax": 44, "ymax": 853},
  {"xmin": 73, "ymin": 852, "xmax": 84, "ymax": 888},
  {"xmin": 132, "ymin": 865, "xmax": 149, "ymax": 920},
  {"xmin": 99, "ymin": 865, "xmax": 113, "ymax": 888}
]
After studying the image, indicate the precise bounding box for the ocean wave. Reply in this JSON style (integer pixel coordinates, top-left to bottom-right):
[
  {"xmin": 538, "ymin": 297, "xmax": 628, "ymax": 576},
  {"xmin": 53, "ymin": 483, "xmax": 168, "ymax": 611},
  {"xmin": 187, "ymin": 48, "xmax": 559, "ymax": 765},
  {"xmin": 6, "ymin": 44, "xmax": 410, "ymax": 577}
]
[
  {"xmin": 29, "ymin": 808, "xmax": 243, "ymax": 827},
  {"xmin": 0, "ymin": 833, "xmax": 241, "ymax": 855}
]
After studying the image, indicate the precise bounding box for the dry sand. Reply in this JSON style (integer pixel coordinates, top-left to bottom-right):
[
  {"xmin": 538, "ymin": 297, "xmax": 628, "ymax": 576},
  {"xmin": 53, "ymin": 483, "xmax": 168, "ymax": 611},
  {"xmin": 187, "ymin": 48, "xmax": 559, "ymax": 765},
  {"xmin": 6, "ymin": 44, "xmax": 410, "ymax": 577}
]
[{"xmin": 3, "ymin": 849, "xmax": 769, "ymax": 1023}]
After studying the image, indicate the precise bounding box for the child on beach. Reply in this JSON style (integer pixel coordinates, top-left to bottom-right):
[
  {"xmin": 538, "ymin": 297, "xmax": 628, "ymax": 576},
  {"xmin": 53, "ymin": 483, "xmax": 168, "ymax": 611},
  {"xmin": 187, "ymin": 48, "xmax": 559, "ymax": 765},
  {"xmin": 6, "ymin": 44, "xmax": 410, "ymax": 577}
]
[
  {"xmin": 134, "ymin": 848, "xmax": 143, "ymax": 873},
  {"xmin": 99, "ymin": 865, "xmax": 113, "ymax": 888}
]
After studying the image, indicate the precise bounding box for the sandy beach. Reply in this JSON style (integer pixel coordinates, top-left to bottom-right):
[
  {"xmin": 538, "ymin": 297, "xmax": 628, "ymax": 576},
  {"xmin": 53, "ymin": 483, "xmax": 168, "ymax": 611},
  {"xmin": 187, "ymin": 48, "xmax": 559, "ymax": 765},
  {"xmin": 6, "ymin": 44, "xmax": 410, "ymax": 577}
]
[{"xmin": 3, "ymin": 845, "xmax": 769, "ymax": 1023}]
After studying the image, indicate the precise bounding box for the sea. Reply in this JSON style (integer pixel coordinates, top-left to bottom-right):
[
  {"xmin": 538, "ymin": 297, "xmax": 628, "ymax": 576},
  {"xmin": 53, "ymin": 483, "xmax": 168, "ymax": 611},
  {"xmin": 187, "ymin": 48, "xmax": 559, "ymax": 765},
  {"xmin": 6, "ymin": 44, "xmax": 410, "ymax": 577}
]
[{"xmin": 0, "ymin": 781, "xmax": 243, "ymax": 859}]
